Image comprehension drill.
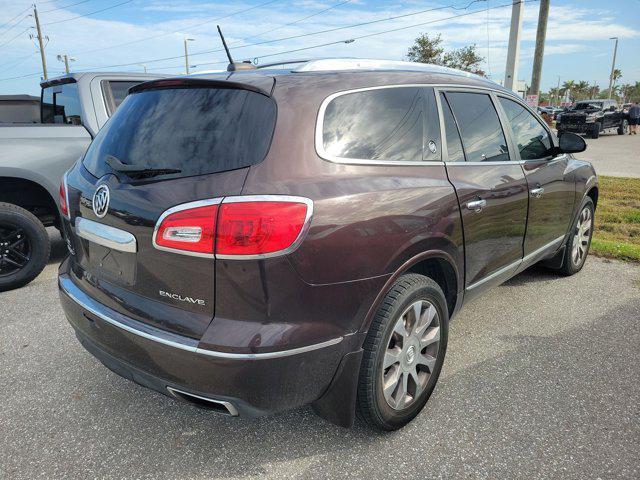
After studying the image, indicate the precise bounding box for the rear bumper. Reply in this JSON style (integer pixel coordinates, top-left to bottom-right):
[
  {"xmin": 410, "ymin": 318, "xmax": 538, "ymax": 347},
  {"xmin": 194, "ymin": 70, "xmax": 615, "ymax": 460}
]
[{"xmin": 59, "ymin": 270, "xmax": 358, "ymax": 417}]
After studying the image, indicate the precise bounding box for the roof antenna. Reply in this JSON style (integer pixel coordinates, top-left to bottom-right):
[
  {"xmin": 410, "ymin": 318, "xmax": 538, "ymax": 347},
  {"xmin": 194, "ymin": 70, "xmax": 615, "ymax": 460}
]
[{"xmin": 217, "ymin": 25, "xmax": 255, "ymax": 72}]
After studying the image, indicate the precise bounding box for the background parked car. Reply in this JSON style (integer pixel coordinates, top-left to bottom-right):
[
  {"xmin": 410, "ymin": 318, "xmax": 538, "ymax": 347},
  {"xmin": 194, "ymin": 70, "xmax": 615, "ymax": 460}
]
[{"xmin": 0, "ymin": 72, "xmax": 162, "ymax": 291}]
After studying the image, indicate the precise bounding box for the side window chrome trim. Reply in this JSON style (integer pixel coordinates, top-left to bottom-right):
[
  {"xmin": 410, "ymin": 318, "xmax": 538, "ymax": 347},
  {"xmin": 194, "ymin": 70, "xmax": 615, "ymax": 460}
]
[{"xmin": 316, "ymin": 83, "xmax": 520, "ymax": 167}]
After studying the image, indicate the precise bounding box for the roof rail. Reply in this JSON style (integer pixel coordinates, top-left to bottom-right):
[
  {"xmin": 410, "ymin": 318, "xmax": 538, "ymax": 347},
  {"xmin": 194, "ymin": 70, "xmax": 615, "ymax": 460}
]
[
  {"xmin": 256, "ymin": 59, "xmax": 311, "ymax": 69},
  {"xmin": 292, "ymin": 58, "xmax": 482, "ymax": 78}
]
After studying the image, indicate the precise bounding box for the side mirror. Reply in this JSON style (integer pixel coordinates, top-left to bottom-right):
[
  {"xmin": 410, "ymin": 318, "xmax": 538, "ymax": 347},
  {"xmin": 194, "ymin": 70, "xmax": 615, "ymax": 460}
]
[{"xmin": 558, "ymin": 132, "xmax": 587, "ymax": 154}]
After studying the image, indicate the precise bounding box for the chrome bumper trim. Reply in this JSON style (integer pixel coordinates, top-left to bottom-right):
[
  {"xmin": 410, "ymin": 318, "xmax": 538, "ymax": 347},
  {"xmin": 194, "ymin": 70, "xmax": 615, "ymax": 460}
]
[
  {"xmin": 75, "ymin": 217, "xmax": 137, "ymax": 253},
  {"xmin": 59, "ymin": 275, "xmax": 342, "ymax": 360}
]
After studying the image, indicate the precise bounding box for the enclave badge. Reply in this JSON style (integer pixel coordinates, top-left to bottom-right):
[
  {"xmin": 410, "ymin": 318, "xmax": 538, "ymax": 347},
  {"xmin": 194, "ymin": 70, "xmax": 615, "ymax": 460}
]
[{"xmin": 92, "ymin": 185, "xmax": 110, "ymax": 218}]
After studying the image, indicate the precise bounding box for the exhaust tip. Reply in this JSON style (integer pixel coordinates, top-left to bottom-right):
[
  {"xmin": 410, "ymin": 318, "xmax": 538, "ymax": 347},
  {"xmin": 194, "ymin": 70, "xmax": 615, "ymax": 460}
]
[{"xmin": 167, "ymin": 386, "xmax": 239, "ymax": 416}]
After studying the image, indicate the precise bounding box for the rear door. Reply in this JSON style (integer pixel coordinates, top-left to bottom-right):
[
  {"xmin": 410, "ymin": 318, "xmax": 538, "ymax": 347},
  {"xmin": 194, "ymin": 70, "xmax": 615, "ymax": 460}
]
[
  {"xmin": 496, "ymin": 96, "xmax": 575, "ymax": 261},
  {"xmin": 65, "ymin": 80, "xmax": 277, "ymax": 339},
  {"xmin": 437, "ymin": 90, "xmax": 528, "ymax": 298}
]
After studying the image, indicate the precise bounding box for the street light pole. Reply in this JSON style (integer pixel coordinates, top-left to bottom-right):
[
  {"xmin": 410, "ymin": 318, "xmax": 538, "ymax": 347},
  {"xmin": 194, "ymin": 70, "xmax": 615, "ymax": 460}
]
[
  {"xmin": 607, "ymin": 37, "xmax": 618, "ymax": 99},
  {"xmin": 184, "ymin": 38, "xmax": 194, "ymax": 74}
]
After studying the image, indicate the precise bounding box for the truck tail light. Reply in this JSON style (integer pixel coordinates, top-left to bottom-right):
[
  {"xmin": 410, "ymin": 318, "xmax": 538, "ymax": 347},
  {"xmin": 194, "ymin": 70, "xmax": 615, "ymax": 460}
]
[
  {"xmin": 59, "ymin": 176, "xmax": 69, "ymax": 218},
  {"xmin": 153, "ymin": 197, "xmax": 311, "ymax": 259},
  {"xmin": 154, "ymin": 204, "xmax": 218, "ymax": 255}
]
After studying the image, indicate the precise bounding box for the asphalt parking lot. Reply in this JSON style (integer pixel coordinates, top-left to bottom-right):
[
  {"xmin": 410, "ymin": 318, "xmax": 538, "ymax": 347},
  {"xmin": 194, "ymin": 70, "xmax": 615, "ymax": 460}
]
[
  {"xmin": 1, "ymin": 232, "xmax": 639, "ymax": 479},
  {"xmin": 575, "ymin": 132, "xmax": 640, "ymax": 178}
]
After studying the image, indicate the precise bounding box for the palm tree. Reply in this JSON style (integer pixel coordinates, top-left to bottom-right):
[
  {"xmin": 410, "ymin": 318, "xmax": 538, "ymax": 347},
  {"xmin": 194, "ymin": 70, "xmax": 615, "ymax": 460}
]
[
  {"xmin": 562, "ymin": 80, "xmax": 576, "ymax": 103},
  {"xmin": 575, "ymin": 81, "xmax": 590, "ymax": 101}
]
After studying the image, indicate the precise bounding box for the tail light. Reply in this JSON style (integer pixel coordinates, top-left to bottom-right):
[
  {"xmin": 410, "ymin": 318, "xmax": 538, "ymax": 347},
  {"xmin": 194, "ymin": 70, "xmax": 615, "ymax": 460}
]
[
  {"xmin": 153, "ymin": 196, "xmax": 312, "ymax": 259},
  {"xmin": 59, "ymin": 175, "xmax": 69, "ymax": 218}
]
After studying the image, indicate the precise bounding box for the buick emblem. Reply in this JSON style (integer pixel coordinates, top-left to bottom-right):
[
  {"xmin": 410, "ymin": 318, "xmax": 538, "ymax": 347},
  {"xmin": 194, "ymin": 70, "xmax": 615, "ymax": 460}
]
[{"xmin": 92, "ymin": 185, "xmax": 110, "ymax": 218}]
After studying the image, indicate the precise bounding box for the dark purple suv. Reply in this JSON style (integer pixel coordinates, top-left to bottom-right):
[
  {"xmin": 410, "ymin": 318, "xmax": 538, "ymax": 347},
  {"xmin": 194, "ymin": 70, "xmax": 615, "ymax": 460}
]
[{"xmin": 58, "ymin": 59, "xmax": 597, "ymax": 430}]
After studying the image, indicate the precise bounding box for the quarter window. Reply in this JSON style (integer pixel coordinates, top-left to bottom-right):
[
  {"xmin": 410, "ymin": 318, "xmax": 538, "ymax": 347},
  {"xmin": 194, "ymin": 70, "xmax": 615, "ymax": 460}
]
[
  {"xmin": 445, "ymin": 92, "xmax": 510, "ymax": 162},
  {"xmin": 322, "ymin": 87, "xmax": 425, "ymax": 162},
  {"xmin": 499, "ymin": 97, "xmax": 551, "ymax": 160}
]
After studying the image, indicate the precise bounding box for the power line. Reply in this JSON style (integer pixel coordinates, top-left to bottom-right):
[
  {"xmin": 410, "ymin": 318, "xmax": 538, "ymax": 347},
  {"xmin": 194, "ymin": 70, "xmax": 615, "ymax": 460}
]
[
  {"xmin": 75, "ymin": 0, "xmax": 486, "ymax": 71},
  {"xmin": 201, "ymin": 0, "xmax": 534, "ymax": 67},
  {"xmin": 238, "ymin": 0, "xmax": 353, "ymax": 44},
  {"xmin": 108, "ymin": 0, "xmax": 528, "ymax": 74},
  {"xmin": 42, "ymin": 0, "xmax": 134, "ymax": 26},
  {"xmin": 71, "ymin": 0, "xmax": 281, "ymax": 55},
  {"xmin": 0, "ymin": 6, "xmax": 31, "ymax": 31},
  {"xmin": 0, "ymin": 27, "xmax": 31, "ymax": 49},
  {"xmin": 41, "ymin": 0, "xmax": 95, "ymax": 14}
]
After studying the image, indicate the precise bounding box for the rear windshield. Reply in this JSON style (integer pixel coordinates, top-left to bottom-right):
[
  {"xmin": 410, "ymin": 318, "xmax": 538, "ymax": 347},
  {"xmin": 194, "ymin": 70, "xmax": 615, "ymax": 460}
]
[
  {"xmin": 82, "ymin": 87, "xmax": 277, "ymax": 180},
  {"xmin": 41, "ymin": 82, "xmax": 82, "ymax": 125}
]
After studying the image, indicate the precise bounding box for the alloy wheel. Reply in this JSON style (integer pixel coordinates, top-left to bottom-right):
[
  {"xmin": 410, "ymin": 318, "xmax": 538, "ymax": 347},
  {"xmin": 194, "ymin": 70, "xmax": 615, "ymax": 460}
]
[
  {"xmin": 0, "ymin": 224, "xmax": 31, "ymax": 277},
  {"xmin": 382, "ymin": 300, "xmax": 441, "ymax": 410},
  {"xmin": 572, "ymin": 206, "xmax": 592, "ymax": 267}
]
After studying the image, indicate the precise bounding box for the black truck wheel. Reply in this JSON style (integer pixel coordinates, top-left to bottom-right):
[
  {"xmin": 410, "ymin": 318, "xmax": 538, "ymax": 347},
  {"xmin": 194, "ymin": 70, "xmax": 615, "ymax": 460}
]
[
  {"xmin": 0, "ymin": 202, "xmax": 50, "ymax": 292},
  {"xmin": 590, "ymin": 123, "xmax": 601, "ymax": 139},
  {"xmin": 618, "ymin": 119, "xmax": 629, "ymax": 135}
]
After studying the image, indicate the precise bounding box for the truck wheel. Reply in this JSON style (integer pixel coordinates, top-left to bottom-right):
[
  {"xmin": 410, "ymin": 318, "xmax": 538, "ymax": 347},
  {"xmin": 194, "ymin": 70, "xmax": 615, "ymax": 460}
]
[
  {"xmin": 557, "ymin": 197, "xmax": 594, "ymax": 277},
  {"xmin": 357, "ymin": 274, "xmax": 448, "ymax": 431},
  {"xmin": 590, "ymin": 123, "xmax": 600, "ymax": 139},
  {"xmin": 0, "ymin": 202, "xmax": 50, "ymax": 292},
  {"xmin": 618, "ymin": 119, "xmax": 629, "ymax": 135}
]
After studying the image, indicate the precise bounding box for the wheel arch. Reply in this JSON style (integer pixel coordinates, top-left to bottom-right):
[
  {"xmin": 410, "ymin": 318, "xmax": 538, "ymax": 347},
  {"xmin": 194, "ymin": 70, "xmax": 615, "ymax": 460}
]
[
  {"xmin": 0, "ymin": 176, "xmax": 60, "ymax": 227},
  {"xmin": 359, "ymin": 250, "xmax": 462, "ymax": 335}
]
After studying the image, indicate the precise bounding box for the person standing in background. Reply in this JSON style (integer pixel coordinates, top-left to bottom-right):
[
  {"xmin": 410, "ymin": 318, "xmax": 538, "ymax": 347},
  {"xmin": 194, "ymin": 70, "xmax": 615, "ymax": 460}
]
[{"xmin": 629, "ymin": 101, "xmax": 640, "ymax": 135}]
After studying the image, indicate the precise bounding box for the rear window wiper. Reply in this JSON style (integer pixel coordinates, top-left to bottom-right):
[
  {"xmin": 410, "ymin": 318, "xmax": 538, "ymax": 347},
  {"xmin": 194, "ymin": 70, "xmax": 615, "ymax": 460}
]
[{"xmin": 105, "ymin": 155, "xmax": 181, "ymax": 178}]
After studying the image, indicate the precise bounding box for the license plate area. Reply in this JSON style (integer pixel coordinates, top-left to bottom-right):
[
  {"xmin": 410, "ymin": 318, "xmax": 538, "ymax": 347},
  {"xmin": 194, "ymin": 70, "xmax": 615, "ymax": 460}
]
[{"xmin": 87, "ymin": 243, "xmax": 137, "ymax": 286}]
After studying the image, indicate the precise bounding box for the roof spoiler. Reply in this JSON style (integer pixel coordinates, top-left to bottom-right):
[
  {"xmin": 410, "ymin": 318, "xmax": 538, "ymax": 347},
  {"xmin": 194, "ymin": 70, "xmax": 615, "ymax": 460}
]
[{"xmin": 128, "ymin": 77, "xmax": 271, "ymax": 97}]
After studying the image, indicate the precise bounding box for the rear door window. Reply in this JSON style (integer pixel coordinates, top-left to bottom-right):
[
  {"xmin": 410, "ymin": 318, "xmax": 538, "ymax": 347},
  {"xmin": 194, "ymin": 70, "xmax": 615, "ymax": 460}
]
[
  {"xmin": 82, "ymin": 87, "xmax": 277, "ymax": 180},
  {"xmin": 41, "ymin": 82, "xmax": 82, "ymax": 125},
  {"xmin": 499, "ymin": 97, "xmax": 551, "ymax": 160},
  {"xmin": 439, "ymin": 93, "xmax": 465, "ymax": 162},
  {"xmin": 445, "ymin": 92, "xmax": 510, "ymax": 162},
  {"xmin": 321, "ymin": 86, "xmax": 438, "ymax": 163}
]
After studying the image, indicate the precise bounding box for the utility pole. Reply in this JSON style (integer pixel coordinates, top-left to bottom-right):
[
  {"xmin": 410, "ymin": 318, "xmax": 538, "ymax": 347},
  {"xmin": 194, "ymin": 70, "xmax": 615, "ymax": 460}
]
[
  {"xmin": 504, "ymin": 0, "xmax": 525, "ymax": 92},
  {"xmin": 183, "ymin": 37, "xmax": 194, "ymax": 74},
  {"xmin": 607, "ymin": 37, "xmax": 618, "ymax": 99},
  {"xmin": 32, "ymin": 6, "xmax": 48, "ymax": 80},
  {"xmin": 556, "ymin": 75, "xmax": 561, "ymax": 106},
  {"xmin": 57, "ymin": 54, "xmax": 74, "ymax": 74},
  {"xmin": 530, "ymin": 0, "xmax": 549, "ymax": 98}
]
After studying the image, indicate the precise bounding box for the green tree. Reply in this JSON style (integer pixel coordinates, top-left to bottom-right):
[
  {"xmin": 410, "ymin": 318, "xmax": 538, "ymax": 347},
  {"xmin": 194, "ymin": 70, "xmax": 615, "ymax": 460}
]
[
  {"xmin": 574, "ymin": 81, "xmax": 591, "ymax": 101},
  {"xmin": 407, "ymin": 33, "xmax": 445, "ymax": 65},
  {"xmin": 407, "ymin": 33, "xmax": 485, "ymax": 76}
]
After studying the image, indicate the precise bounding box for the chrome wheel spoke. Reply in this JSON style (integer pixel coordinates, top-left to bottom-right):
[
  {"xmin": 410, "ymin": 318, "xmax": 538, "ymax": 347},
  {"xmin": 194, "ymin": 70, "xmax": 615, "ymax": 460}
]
[
  {"xmin": 420, "ymin": 326, "xmax": 440, "ymax": 348},
  {"xmin": 383, "ymin": 348, "xmax": 401, "ymax": 369},
  {"xmin": 415, "ymin": 352, "xmax": 436, "ymax": 372}
]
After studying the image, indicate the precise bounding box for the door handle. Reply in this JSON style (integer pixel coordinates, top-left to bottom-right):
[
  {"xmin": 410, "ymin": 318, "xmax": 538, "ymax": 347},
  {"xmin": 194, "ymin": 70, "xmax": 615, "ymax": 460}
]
[
  {"xmin": 466, "ymin": 199, "xmax": 487, "ymax": 213},
  {"xmin": 530, "ymin": 187, "xmax": 545, "ymax": 198}
]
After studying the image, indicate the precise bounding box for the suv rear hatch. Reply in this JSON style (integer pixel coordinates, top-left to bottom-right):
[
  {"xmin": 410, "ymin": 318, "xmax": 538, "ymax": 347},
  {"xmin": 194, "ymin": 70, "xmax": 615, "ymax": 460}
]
[{"xmin": 64, "ymin": 77, "xmax": 276, "ymax": 339}]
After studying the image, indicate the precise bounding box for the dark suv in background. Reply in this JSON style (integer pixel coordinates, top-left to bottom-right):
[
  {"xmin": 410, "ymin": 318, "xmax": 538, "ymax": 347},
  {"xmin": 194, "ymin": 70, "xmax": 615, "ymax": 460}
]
[
  {"xmin": 557, "ymin": 99, "xmax": 628, "ymax": 138},
  {"xmin": 58, "ymin": 59, "xmax": 597, "ymax": 431}
]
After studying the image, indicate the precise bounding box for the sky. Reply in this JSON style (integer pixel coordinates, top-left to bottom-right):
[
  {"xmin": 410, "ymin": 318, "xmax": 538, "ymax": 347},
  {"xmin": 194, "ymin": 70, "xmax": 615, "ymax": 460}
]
[{"xmin": 0, "ymin": 0, "xmax": 639, "ymax": 95}]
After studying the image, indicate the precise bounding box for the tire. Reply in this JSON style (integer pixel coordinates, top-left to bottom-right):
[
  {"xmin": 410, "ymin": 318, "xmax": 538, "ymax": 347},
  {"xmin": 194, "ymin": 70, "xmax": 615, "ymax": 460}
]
[
  {"xmin": 0, "ymin": 202, "xmax": 50, "ymax": 292},
  {"xmin": 618, "ymin": 119, "xmax": 629, "ymax": 135},
  {"xmin": 357, "ymin": 274, "xmax": 449, "ymax": 431},
  {"xmin": 557, "ymin": 197, "xmax": 594, "ymax": 276},
  {"xmin": 590, "ymin": 123, "xmax": 600, "ymax": 139}
]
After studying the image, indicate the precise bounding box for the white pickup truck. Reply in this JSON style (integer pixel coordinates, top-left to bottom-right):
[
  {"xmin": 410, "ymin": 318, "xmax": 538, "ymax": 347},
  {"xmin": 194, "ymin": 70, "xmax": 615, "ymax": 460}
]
[{"xmin": 0, "ymin": 72, "xmax": 161, "ymax": 291}]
